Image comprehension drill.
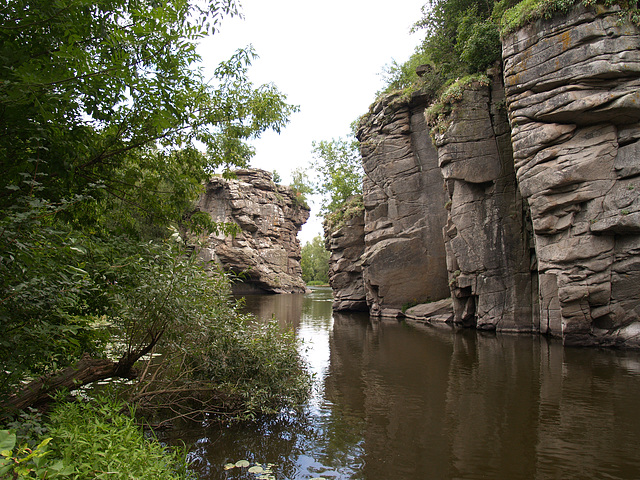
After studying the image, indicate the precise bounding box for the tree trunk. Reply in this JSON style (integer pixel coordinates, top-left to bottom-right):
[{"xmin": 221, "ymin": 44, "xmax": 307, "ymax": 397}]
[{"xmin": 1, "ymin": 353, "xmax": 139, "ymax": 415}]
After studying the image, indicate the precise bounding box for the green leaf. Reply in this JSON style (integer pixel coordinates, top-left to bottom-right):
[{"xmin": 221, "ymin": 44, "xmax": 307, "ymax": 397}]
[{"xmin": 0, "ymin": 431, "xmax": 16, "ymax": 451}]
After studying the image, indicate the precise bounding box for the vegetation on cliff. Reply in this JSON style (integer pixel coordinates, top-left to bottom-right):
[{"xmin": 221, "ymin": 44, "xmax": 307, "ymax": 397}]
[
  {"xmin": 380, "ymin": 0, "xmax": 639, "ymax": 103},
  {"xmin": 0, "ymin": 0, "xmax": 310, "ymax": 475}
]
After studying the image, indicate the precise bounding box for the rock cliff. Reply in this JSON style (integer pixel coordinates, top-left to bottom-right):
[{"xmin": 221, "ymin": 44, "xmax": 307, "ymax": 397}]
[
  {"xmin": 502, "ymin": 4, "xmax": 640, "ymax": 346},
  {"xmin": 193, "ymin": 169, "xmax": 309, "ymax": 294},
  {"xmin": 432, "ymin": 73, "xmax": 537, "ymax": 332},
  {"xmin": 326, "ymin": 3, "xmax": 640, "ymax": 348},
  {"xmin": 323, "ymin": 197, "xmax": 367, "ymax": 312},
  {"xmin": 356, "ymin": 93, "xmax": 451, "ymax": 317}
]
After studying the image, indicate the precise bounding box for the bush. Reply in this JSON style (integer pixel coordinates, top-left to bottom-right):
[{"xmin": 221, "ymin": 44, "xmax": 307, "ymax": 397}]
[{"xmin": 1, "ymin": 399, "xmax": 192, "ymax": 479}]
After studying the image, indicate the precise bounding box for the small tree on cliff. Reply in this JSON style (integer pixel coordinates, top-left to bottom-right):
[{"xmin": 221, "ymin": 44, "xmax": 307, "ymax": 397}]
[{"xmin": 310, "ymin": 134, "xmax": 363, "ymax": 215}]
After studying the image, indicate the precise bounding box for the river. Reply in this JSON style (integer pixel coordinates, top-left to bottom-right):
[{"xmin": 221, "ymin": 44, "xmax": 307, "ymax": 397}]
[{"xmin": 169, "ymin": 287, "xmax": 640, "ymax": 480}]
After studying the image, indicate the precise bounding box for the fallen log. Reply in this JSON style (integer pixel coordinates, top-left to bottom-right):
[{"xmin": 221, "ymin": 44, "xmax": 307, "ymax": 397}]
[{"xmin": 1, "ymin": 353, "xmax": 138, "ymax": 415}]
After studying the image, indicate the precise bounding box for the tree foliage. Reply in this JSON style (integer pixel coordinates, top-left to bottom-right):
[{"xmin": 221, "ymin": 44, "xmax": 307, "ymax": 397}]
[
  {"xmin": 310, "ymin": 135, "xmax": 363, "ymax": 216},
  {"xmin": 380, "ymin": 0, "xmax": 513, "ymax": 97},
  {"xmin": 0, "ymin": 0, "xmax": 308, "ymax": 422},
  {"xmin": 300, "ymin": 235, "xmax": 330, "ymax": 285}
]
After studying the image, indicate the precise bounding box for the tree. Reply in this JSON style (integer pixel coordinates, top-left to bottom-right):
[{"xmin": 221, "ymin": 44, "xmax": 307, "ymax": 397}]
[
  {"xmin": 310, "ymin": 135, "xmax": 363, "ymax": 215},
  {"xmin": 301, "ymin": 235, "xmax": 330, "ymax": 285},
  {"xmin": 0, "ymin": 0, "xmax": 304, "ymax": 415}
]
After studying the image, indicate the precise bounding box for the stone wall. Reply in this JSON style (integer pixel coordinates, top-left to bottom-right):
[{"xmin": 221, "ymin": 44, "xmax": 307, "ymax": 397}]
[
  {"xmin": 432, "ymin": 72, "xmax": 537, "ymax": 332},
  {"xmin": 503, "ymin": 4, "xmax": 640, "ymax": 347},
  {"xmin": 356, "ymin": 92, "xmax": 450, "ymax": 317},
  {"xmin": 193, "ymin": 169, "xmax": 309, "ymax": 294}
]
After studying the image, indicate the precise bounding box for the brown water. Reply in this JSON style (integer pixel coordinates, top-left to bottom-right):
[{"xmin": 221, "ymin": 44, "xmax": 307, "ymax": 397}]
[{"xmin": 170, "ymin": 287, "xmax": 640, "ymax": 480}]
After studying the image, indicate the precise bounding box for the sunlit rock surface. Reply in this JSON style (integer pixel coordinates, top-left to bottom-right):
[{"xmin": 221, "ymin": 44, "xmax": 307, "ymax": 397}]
[
  {"xmin": 356, "ymin": 92, "xmax": 450, "ymax": 317},
  {"xmin": 194, "ymin": 169, "xmax": 309, "ymax": 294},
  {"xmin": 503, "ymin": 4, "xmax": 640, "ymax": 346}
]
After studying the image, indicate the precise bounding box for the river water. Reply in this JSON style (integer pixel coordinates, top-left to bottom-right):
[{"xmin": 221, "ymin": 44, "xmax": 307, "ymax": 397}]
[{"xmin": 171, "ymin": 287, "xmax": 640, "ymax": 480}]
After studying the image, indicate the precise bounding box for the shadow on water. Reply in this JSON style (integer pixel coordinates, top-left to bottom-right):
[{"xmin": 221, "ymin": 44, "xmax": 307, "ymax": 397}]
[{"xmin": 166, "ymin": 287, "xmax": 640, "ymax": 480}]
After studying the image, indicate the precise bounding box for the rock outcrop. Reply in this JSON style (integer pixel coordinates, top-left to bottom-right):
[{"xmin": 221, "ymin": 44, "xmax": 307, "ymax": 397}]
[
  {"xmin": 503, "ymin": 4, "xmax": 640, "ymax": 347},
  {"xmin": 323, "ymin": 197, "xmax": 367, "ymax": 312},
  {"xmin": 356, "ymin": 93, "xmax": 451, "ymax": 317},
  {"xmin": 193, "ymin": 169, "xmax": 309, "ymax": 294},
  {"xmin": 326, "ymin": 3, "xmax": 640, "ymax": 348},
  {"xmin": 432, "ymin": 73, "xmax": 537, "ymax": 332}
]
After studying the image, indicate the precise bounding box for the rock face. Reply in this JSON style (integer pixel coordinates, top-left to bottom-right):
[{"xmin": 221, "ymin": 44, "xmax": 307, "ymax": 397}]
[
  {"xmin": 323, "ymin": 199, "xmax": 367, "ymax": 311},
  {"xmin": 432, "ymin": 74, "xmax": 537, "ymax": 331},
  {"xmin": 194, "ymin": 169, "xmax": 309, "ymax": 294},
  {"xmin": 503, "ymin": 4, "xmax": 640, "ymax": 347},
  {"xmin": 356, "ymin": 93, "xmax": 451, "ymax": 317},
  {"xmin": 326, "ymin": 4, "xmax": 640, "ymax": 348}
]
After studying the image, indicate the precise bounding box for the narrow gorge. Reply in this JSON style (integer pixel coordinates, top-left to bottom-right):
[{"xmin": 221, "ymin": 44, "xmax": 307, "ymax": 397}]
[{"xmin": 326, "ymin": 3, "xmax": 640, "ymax": 348}]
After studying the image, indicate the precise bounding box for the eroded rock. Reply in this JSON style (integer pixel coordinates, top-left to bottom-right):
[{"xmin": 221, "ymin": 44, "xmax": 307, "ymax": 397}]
[
  {"xmin": 324, "ymin": 197, "xmax": 367, "ymax": 311},
  {"xmin": 503, "ymin": 4, "xmax": 640, "ymax": 347},
  {"xmin": 357, "ymin": 92, "xmax": 450, "ymax": 317},
  {"xmin": 193, "ymin": 169, "xmax": 309, "ymax": 294},
  {"xmin": 431, "ymin": 74, "xmax": 537, "ymax": 332}
]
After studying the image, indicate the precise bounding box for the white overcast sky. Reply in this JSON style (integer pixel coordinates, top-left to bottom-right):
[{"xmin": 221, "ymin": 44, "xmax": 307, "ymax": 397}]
[{"xmin": 198, "ymin": 0, "xmax": 427, "ymax": 244}]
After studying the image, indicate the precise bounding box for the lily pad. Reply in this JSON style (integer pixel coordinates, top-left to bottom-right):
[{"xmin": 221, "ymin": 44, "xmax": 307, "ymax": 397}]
[
  {"xmin": 235, "ymin": 459, "xmax": 251, "ymax": 468},
  {"xmin": 249, "ymin": 465, "xmax": 265, "ymax": 474},
  {"xmin": 224, "ymin": 463, "xmax": 236, "ymax": 470}
]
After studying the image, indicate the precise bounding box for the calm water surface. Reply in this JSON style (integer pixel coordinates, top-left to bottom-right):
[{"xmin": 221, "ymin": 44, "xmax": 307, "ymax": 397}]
[{"xmin": 170, "ymin": 287, "xmax": 640, "ymax": 480}]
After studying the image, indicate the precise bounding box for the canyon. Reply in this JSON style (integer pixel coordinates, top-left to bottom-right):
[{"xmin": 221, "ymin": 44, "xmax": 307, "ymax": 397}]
[{"xmin": 326, "ymin": 4, "xmax": 640, "ymax": 348}]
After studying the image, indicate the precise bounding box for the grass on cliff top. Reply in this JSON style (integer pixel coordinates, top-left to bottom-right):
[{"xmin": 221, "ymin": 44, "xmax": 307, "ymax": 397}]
[
  {"xmin": 501, "ymin": 0, "xmax": 640, "ymax": 35},
  {"xmin": 425, "ymin": 74, "xmax": 490, "ymax": 122}
]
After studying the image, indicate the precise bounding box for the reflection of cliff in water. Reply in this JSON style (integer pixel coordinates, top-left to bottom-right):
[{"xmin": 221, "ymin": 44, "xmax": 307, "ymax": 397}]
[{"xmin": 325, "ymin": 315, "xmax": 640, "ymax": 479}]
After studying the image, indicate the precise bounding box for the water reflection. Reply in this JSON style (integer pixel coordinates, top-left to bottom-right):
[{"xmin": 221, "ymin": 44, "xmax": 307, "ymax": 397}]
[{"xmin": 172, "ymin": 288, "xmax": 640, "ymax": 480}]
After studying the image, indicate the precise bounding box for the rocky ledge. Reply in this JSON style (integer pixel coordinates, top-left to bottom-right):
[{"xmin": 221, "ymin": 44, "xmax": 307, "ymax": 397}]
[{"xmin": 193, "ymin": 169, "xmax": 309, "ymax": 294}]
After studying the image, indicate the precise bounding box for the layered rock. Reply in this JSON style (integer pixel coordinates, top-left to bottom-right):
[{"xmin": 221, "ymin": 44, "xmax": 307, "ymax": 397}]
[
  {"xmin": 431, "ymin": 73, "xmax": 537, "ymax": 331},
  {"xmin": 324, "ymin": 197, "xmax": 367, "ymax": 311},
  {"xmin": 193, "ymin": 169, "xmax": 309, "ymax": 294},
  {"xmin": 502, "ymin": 4, "xmax": 640, "ymax": 346},
  {"xmin": 356, "ymin": 92, "xmax": 450, "ymax": 317}
]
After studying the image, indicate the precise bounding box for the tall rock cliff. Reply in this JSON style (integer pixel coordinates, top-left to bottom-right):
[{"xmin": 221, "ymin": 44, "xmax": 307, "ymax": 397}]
[
  {"xmin": 356, "ymin": 92, "xmax": 451, "ymax": 317},
  {"xmin": 432, "ymin": 72, "xmax": 537, "ymax": 332},
  {"xmin": 193, "ymin": 169, "xmax": 309, "ymax": 294},
  {"xmin": 326, "ymin": 3, "xmax": 640, "ymax": 348},
  {"xmin": 502, "ymin": 4, "xmax": 640, "ymax": 347}
]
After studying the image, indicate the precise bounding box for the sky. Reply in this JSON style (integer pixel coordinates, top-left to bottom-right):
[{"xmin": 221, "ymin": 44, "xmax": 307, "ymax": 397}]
[{"xmin": 198, "ymin": 0, "xmax": 428, "ymax": 244}]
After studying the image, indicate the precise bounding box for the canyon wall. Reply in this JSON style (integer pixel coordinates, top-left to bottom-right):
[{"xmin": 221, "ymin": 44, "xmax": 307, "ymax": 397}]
[
  {"xmin": 356, "ymin": 92, "xmax": 450, "ymax": 317},
  {"xmin": 432, "ymin": 72, "xmax": 537, "ymax": 332},
  {"xmin": 327, "ymin": 4, "xmax": 640, "ymax": 347},
  {"xmin": 323, "ymin": 198, "xmax": 367, "ymax": 312},
  {"xmin": 502, "ymin": 4, "xmax": 640, "ymax": 346},
  {"xmin": 193, "ymin": 169, "xmax": 309, "ymax": 294}
]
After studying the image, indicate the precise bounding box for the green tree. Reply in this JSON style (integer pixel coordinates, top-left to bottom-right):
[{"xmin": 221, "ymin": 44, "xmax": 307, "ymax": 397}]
[
  {"xmin": 301, "ymin": 235, "xmax": 330, "ymax": 285},
  {"xmin": 0, "ymin": 0, "xmax": 306, "ymax": 416},
  {"xmin": 310, "ymin": 135, "xmax": 363, "ymax": 215},
  {"xmin": 380, "ymin": 0, "xmax": 509, "ymax": 97},
  {"xmin": 289, "ymin": 167, "xmax": 314, "ymax": 208}
]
